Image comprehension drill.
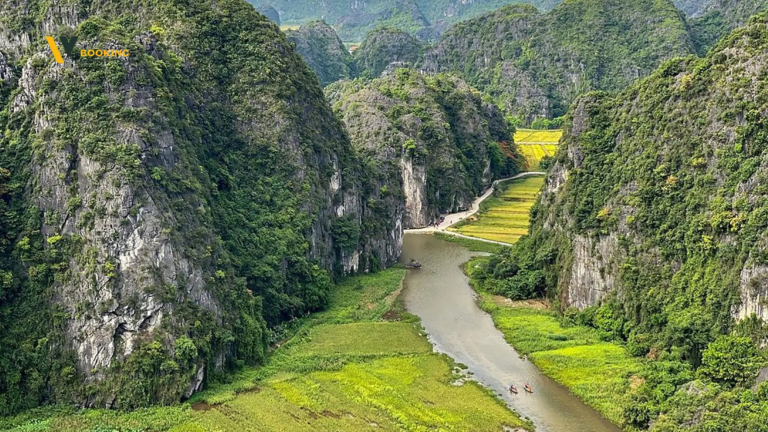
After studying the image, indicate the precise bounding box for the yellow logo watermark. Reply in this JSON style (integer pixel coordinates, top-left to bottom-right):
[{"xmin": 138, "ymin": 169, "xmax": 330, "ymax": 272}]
[{"xmin": 46, "ymin": 36, "xmax": 129, "ymax": 63}]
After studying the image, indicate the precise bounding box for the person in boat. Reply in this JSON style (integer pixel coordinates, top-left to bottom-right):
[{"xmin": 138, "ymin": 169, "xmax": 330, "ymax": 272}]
[
  {"xmin": 524, "ymin": 382, "xmax": 533, "ymax": 393},
  {"xmin": 509, "ymin": 383, "xmax": 517, "ymax": 393}
]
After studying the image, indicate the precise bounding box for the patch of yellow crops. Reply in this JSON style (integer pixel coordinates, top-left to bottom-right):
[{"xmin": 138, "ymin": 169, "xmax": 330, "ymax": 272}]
[
  {"xmin": 453, "ymin": 176, "xmax": 544, "ymax": 244},
  {"xmin": 514, "ymin": 129, "xmax": 562, "ymax": 170},
  {"xmin": 514, "ymin": 129, "xmax": 563, "ymax": 144}
]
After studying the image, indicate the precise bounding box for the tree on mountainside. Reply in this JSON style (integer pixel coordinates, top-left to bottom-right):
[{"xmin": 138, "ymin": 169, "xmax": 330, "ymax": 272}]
[{"xmin": 698, "ymin": 336, "xmax": 765, "ymax": 386}]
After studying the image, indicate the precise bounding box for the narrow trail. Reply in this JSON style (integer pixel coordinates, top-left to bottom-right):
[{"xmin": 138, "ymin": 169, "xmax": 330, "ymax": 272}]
[{"xmin": 404, "ymin": 171, "xmax": 545, "ymax": 246}]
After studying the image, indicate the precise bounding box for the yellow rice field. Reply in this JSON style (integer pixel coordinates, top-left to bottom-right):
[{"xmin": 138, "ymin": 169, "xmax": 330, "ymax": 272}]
[
  {"xmin": 515, "ymin": 129, "xmax": 562, "ymax": 171},
  {"xmin": 451, "ymin": 176, "xmax": 544, "ymax": 244}
]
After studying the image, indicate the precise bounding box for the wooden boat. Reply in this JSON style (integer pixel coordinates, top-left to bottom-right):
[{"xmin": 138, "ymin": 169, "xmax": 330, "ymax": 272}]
[{"xmin": 406, "ymin": 260, "xmax": 422, "ymax": 269}]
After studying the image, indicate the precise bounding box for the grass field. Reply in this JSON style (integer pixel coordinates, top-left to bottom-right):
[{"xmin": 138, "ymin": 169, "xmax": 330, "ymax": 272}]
[
  {"xmin": 3, "ymin": 268, "xmax": 531, "ymax": 432},
  {"xmin": 450, "ymin": 176, "xmax": 544, "ymax": 245},
  {"xmin": 468, "ymin": 278, "xmax": 642, "ymax": 426},
  {"xmin": 515, "ymin": 129, "xmax": 562, "ymax": 171},
  {"xmin": 433, "ymin": 232, "xmax": 504, "ymax": 253}
]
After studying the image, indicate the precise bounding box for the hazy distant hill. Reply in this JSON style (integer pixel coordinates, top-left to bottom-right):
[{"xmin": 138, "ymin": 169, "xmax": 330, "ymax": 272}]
[{"xmin": 250, "ymin": 0, "xmax": 562, "ymax": 41}]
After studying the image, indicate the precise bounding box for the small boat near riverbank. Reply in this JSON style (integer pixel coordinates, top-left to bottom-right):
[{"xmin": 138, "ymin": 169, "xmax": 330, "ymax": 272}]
[{"xmin": 406, "ymin": 259, "xmax": 422, "ymax": 268}]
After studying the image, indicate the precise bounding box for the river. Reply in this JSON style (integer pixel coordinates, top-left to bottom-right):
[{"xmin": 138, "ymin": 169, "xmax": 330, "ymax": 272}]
[{"xmin": 400, "ymin": 234, "xmax": 620, "ymax": 432}]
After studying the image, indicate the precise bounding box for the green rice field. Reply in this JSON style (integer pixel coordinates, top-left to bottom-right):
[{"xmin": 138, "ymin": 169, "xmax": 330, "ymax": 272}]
[
  {"xmin": 3, "ymin": 268, "xmax": 530, "ymax": 432},
  {"xmin": 515, "ymin": 129, "xmax": 562, "ymax": 170},
  {"xmin": 451, "ymin": 176, "xmax": 544, "ymax": 244},
  {"xmin": 466, "ymin": 278, "xmax": 643, "ymax": 426}
]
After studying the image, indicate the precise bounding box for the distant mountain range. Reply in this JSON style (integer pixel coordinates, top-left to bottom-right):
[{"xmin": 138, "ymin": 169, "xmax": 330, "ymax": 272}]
[{"xmin": 250, "ymin": 0, "xmax": 764, "ymax": 41}]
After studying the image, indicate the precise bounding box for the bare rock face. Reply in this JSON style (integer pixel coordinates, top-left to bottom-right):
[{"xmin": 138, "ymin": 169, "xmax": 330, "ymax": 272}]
[
  {"xmin": 736, "ymin": 263, "xmax": 768, "ymax": 322},
  {"xmin": 564, "ymin": 234, "xmax": 621, "ymax": 309}
]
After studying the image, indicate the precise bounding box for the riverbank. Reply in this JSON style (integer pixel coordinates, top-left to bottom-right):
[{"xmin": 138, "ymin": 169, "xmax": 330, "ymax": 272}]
[
  {"xmin": 400, "ymin": 235, "xmax": 620, "ymax": 432},
  {"xmin": 465, "ymin": 257, "xmax": 642, "ymax": 427},
  {"xmin": 1, "ymin": 268, "xmax": 531, "ymax": 432}
]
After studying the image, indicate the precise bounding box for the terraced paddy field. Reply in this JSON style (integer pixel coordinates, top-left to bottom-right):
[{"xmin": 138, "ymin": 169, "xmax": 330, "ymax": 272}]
[
  {"xmin": 515, "ymin": 129, "xmax": 562, "ymax": 170},
  {"xmin": 451, "ymin": 176, "xmax": 545, "ymax": 244},
  {"xmin": 2, "ymin": 268, "xmax": 530, "ymax": 432}
]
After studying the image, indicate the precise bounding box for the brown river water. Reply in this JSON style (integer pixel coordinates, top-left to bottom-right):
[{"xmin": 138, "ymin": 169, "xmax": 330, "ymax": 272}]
[{"xmin": 400, "ymin": 234, "xmax": 620, "ymax": 432}]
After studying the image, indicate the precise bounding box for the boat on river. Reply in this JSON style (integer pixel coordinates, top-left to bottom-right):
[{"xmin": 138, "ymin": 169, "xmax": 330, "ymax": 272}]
[
  {"xmin": 524, "ymin": 383, "xmax": 533, "ymax": 394},
  {"xmin": 406, "ymin": 259, "xmax": 422, "ymax": 269},
  {"xmin": 509, "ymin": 385, "xmax": 518, "ymax": 394}
]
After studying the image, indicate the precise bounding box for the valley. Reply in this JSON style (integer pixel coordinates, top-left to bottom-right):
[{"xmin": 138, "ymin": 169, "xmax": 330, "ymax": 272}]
[{"xmin": 2, "ymin": 0, "xmax": 768, "ymax": 431}]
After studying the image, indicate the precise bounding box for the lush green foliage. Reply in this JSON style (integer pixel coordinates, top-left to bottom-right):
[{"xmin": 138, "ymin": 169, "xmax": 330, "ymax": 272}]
[
  {"xmin": 2, "ymin": 268, "xmax": 532, "ymax": 431},
  {"xmin": 698, "ymin": 335, "xmax": 765, "ymax": 386},
  {"xmin": 0, "ymin": 0, "xmax": 396, "ymax": 413},
  {"xmin": 474, "ymin": 11, "xmax": 768, "ymax": 431},
  {"xmin": 285, "ymin": 21, "xmax": 354, "ymax": 86},
  {"xmin": 353, "ymin": 27, "xmax": 425, "ymax": 79},
  {"xmin": 423, "ymin": 0, "xmax": 696, "ymax": 124},
  {"xmin": 689, "ymin": 0, "xmax": 768, "ymax": 54}
]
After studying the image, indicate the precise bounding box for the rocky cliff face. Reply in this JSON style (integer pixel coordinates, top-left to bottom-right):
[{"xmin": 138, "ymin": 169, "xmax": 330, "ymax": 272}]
[
  {"xmin": 421, "ymin": 0, "xmax": 696, "ymax": 124},
  {"xmin": 285, "ymin": 21, "xmax": 354, "ymax": 86},
  {"xmin": 326, "ymin": 70, "xmax": 521, "ymax": 228},
  {"xmin": 526, "ymin": 12, "xmax": 768, "ymax": 347},
  {"xmin": 0, "ymin": 0, "xmax": 400, "ymax": 414}
]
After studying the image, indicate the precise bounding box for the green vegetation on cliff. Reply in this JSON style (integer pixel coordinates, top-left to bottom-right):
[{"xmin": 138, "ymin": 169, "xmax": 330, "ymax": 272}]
[
  {"xmin": 251, "ymin": 0, "xmax": 563, "ymax": 41},
  {"xmin": 473, "ymin": 11, "xmax": 768, "ymax": 431},
  {"xmin": 689, "ymin": 0, "xmax": 768, "ymax": 54},
  {"xmin": 326, "ymin": 69, "xmax": 522, "ymax": 228},
  {"xmin": 421, "ymin": 0, "xmax": 696, "ymax": 124},
  {"xmin": 353, "ymin": 27, "xmax": 425, "ymax": 79},
  {"xmin": 285, "ymin": 21, "xmax": 354, "ymax": 86},
  {"xmin": 0, "ymin": 0, "xmax": 399, "ymax": 414}
]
